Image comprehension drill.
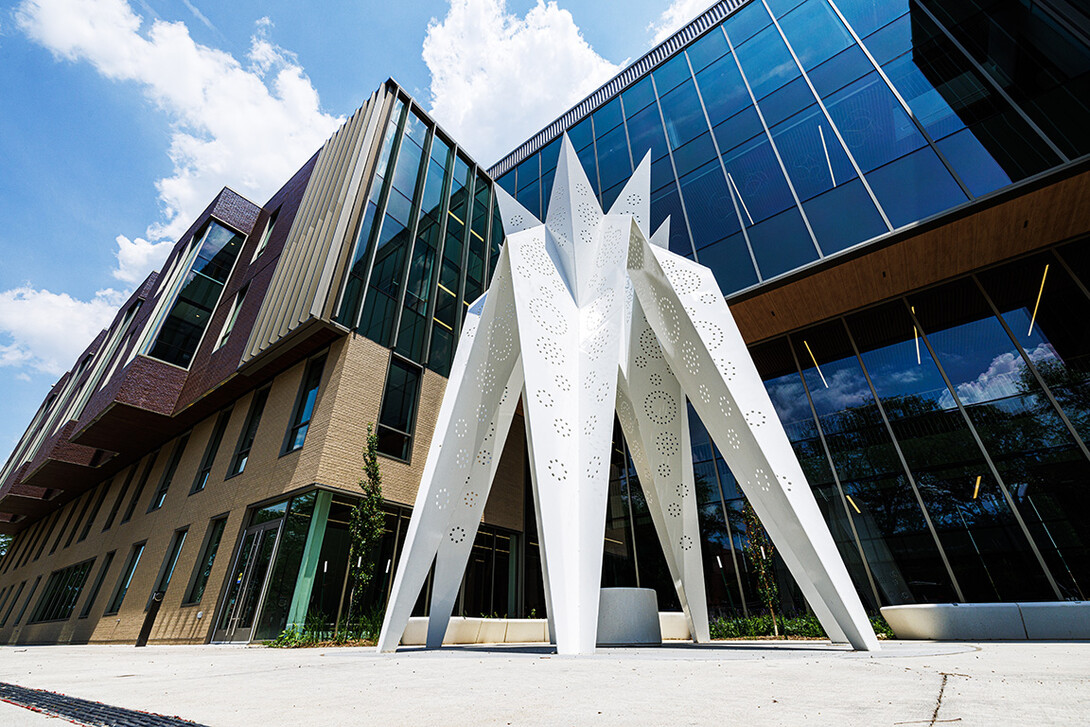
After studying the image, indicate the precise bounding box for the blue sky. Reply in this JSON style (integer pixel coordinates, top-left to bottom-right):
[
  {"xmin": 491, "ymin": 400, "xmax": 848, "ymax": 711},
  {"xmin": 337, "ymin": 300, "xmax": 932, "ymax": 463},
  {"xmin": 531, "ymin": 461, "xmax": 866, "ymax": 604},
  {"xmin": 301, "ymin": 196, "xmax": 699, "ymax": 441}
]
[{"xmin": 0, "ymin": 0, "xmax": 710, "ymax": 456}]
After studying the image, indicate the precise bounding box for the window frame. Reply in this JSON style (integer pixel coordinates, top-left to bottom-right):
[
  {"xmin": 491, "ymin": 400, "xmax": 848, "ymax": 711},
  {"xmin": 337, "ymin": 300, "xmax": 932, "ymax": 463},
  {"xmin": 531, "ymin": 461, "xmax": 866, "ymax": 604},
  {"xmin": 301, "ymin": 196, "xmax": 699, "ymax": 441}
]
[
  {"xmin": 182, "ymin": 514, "xmax": 229, "ymax": 606},
  {"xmin": 79, "ymin": 550, "xmax": 115, "ymax": 619},
  {"xmin": 149, "ymin": 434, "xmax": 191, "ymax": 513},
  {"xmin": 147, "ymin": 527, "xmax": 188, "ymax": 609},
  {"xmin": 104, "ymin": 541, "xmax": 146, "ymax": 616},
  {"xmin": 191, "ymin": 408, "xmax": 233, "ymax": 494},
  {"xmin": 226, "ymin": 387, "xmax": 270, "ymax": 478},
  {"xmin": 29, "ymin": 558, "xmax": 95, "ymax": 624},
  {"xmin": 281, "ymin": 353, "xmax": 328, "ymax": 455},
  {"xmin": 214, "ymin": 284, "xmax": 249, "ymax": 351},
  {"xmin": 376, "ymin": 354, "xmax": 423, "ymax": 463},
  {"xmin": 252, "ymin": 206, "xmax": 280, "ymax": 261}
]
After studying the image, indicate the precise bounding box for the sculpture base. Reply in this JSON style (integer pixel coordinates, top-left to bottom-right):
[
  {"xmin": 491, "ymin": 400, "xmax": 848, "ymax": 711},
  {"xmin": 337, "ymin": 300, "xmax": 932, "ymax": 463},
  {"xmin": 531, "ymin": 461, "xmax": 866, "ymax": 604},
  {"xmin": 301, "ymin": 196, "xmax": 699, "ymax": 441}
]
[{"xmin": 597, "ymin": 587, "xmax": 663, "ymax": 646}]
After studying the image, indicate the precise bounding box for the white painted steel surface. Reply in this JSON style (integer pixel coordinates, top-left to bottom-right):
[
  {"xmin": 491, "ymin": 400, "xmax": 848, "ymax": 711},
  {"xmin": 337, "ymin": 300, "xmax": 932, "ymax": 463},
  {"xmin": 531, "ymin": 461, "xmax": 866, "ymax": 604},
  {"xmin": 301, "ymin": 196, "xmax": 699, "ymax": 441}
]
[{"xmin": 377, "ymin": 136, "xmax": 879, "ymax": 654}]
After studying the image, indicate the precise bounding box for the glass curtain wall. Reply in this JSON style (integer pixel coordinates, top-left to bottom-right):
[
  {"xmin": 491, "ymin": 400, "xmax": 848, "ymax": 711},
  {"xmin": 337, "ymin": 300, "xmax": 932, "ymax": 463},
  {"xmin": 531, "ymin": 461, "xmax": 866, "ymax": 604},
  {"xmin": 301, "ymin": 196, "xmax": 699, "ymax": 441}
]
[
  {"xmin": 493, "ymin": 0, "xmax": 1085, "ymax": 298},
  {"xmin": 745, "ymin": 242, "xmax": 1090, "ymax": 606},
  {"xmin": 336, "ymin": 93, "xmax": 502, "ymax": 377}
]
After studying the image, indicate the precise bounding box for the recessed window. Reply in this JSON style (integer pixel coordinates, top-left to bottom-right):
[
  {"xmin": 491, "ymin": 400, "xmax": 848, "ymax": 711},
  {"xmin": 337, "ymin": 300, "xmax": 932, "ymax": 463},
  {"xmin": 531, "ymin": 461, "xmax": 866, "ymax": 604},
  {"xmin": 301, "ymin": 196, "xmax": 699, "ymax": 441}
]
[
  {"xmin": 104, "ymin": 542, "xmax": 145, "ymax": 615},
  {"xmin": 148, "ymin": 528, "xmax": 188, "ymax": 607},
  {"xmin": 215, "ymin": 285, "xmax": 248, "ymax": 350},
  {"xmin": 12, "ymin": 576, "xmax": 40, "ymax": 626},
  {"xmin": 0, "ymin": 581, "xmax": 25, "ymax": 627},
  {"xmin": 79, "ymin": 480, "xmax": 111, "ymax": 542},
  {"xmin": 228, "ymin": 388, "xmax": 270, "ymax": 477},
  {"xmin": 121, "ymin": 452, "xmax": 160, "ymax": 524},
  {"xmin": 30, "ymin": 559, "xmax": 94, "ymax": 623},
  {"xmin": 79, "ymin": 551, "xmax": 115, "ymax": 618},
  {"xmin": 253, "ymin": 207, "xmax": 279, "ymax": 260},
  {"xmin": 192, "ymin": 408, "xmax": 233, "ymax": 494},
  {"xmin": 149, "ymin": 434, "xmax": 189, "ymax": 512},
  {"xmin": 377, "ymin": 357, "xmax": 422, "ymax": 461},
  {"xmin": 184, "ymin": 516, "xmax": 227, "ymax": 605},
  {"xmin": 284, "ymin": 355, "xmax": 327, "ymax": 453}
]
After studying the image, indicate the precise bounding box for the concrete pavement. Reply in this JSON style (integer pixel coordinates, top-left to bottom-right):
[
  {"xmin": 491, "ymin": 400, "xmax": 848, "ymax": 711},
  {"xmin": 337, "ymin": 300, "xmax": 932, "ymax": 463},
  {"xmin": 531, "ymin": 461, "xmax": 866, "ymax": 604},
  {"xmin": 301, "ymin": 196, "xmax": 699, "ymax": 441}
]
[{"xmin": 0, "ymin": 640, "xmax": 1087, "ymax": 725}]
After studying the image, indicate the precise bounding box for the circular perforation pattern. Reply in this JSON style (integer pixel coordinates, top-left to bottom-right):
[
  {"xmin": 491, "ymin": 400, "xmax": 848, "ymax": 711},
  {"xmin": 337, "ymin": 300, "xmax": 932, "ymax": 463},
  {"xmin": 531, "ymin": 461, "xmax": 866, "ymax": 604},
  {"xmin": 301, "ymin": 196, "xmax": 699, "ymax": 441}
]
[
  {"xmin": 476, "ymin": 403, "xmax": 490, "ymax": 424},
  {"xmin": 536, "ymin": 389, "xmax": 554, "ymax": 409},
  {"xmin": 698, "ymin": 383, "xmax": 712, "ymax": 405},
  {"xmin": 586, "ymin": 455, "xmax": 603, "ymax": 479},
  {"xmin": 628, "ymin": 231, "xmax": 644, "ymax": 268},
  {"xmin": 477, "ymin": 449, "xmax": 493, "ymax": 467},
  {"xmin": 554, "ymin": 374, "xmax": 571, "ymax": 393},
  {"xmin": 644, "ymin": 391, "xmax": 677, "ymax": 425},
  {"xmin": 585, "ymin": 330, "xmax": 607, "ymax": 362},
  {"xmin": 577, "ymin": 200, "xmax": 601, "ymax": 224},
  {"xmin": 745, "ymin": 410, "xmax": 768, "ymax": 428},
  {"xmin": 476, "ymin": 360, "xmax": 497, "ymax": 393},
  {"xmin": 450, "ymin": 526, "xmax": 467, "ymax": 544},
  {"xmin": 667, "ymin": 502, "xmax": 682, "ymax": 518},
  {"xmin": 487, "ymin": 320, "xmax": 515, "ymax": 362},
  {"xmin": 675, "ymin": 483, "xmax": 687, "ymax": 499},
  {"xmin": 679, "ymin": 535, "xmax": 694, "ymax": 551},
  {"xmin": 583, "ymin": 414, "xmax": 598, "ymax": 438},
  {"xmin": 750, "ymin": 467, "xmax": 772, "ymax": 493},
  {"xmin": 530, "ymin": 298, "xmax": 567, "ymax": 335},
  {"xmin": 658, "ymin": 298, "xmax": 682, "ymax": 344},
  {"xmin": 634, "ymin": 355, "xmax": 648, "ymax": 369},
  {"xmin": 629, "ymin": 439, "xmax": 643, "ymax": 462},
  {"xmin": 724, "ymin": 428, "xmax": 741, "ymax": 450},
  {"xmin": 661, "ymin": 259, "xmax": 701, "ymax": 295},
  {"xmin": 598, "ymin": 226, "xmax": 625, "ymax": 266},
  {"xmin": 455, "ymin": 448, "xmax": 471, "ymax": 468},
  {"xmin": 509, "ymin": 214, "xmax": 524, "ymax": 228},
  {"xmin": 700, "ymin": 292, "xmax": 720, "ymax": 306},
  {"xmin": 717, "ymin": 359, "xmax": 737, "ymax": 381},
  {"xmin": 464, "ymin": 490, "xmax": 479, "ymax": 508},
  {"xmin": 536, "ymin": 336, "xmax": 565, "ymax": 366},
  {"xmin": 655, "ymin": 431, "xmax": 680, "ymax": 457},
  {"xmin": 681, "ymin": 340, "xmax": 701, "ymax": 375},
  {"xmin": 639, "ymin": 327, "xmax": 662, "ymax": 359},
  {"xmin": 649, "ymin": 372, "xmax": 663, "ymax": 387},
  {"xmin": 548, "ymin": 458, "xmax": 568, "ymax": 482},
  {"xmin": 656, "ymin": 462, "xmax": 672, "ymax": 479},
  {"xmin": 625, "ymin": 192, "xmax": 642, "ymax": 208},
  {"xmin": 554, "ymin": 418, "xmax": 571, "ymax": 438},
  {"xmin": 455, "ymin": 418, "xmax": 468, "ymax": 438},
  {"xmin": 695, "ymin": 320, "xmax": 724, "ymax": 350},
  {"xmin": 719, "ymin": 395, "xmax": 734, "ymax": 418},
  {"xmin": 434, "ymin": 487, "xmax": 450, "ymax": 510}
]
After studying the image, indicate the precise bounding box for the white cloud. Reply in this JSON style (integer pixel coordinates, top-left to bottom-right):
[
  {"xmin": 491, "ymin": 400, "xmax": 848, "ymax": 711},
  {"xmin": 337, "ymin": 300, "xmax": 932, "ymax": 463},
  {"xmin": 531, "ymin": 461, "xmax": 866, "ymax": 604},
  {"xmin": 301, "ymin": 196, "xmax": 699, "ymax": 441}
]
[
  {"xmin": 112, "ymin": 234, "xmax": 173, "ymax": 284},
  {"xmin": 648, "ymin": 0, "xmax": 713, "ymax": 46},
  {"xmin": 938, "ymin": 343, "xmax": 1057, "ymax": 408},
  {"xmin": 422, "ymin": 0, "xmax": 622, "ymax": 165},
  {"xmin": 4, "ymin": 0, "xmax": 343, "ymax": 379},
  {"xmin": 0, "ymin": 287, "xmax": 127, "ymax": 377},
  {"xmin": 16, "ymin": 0, "xmax": 342, "ymax": 245}
]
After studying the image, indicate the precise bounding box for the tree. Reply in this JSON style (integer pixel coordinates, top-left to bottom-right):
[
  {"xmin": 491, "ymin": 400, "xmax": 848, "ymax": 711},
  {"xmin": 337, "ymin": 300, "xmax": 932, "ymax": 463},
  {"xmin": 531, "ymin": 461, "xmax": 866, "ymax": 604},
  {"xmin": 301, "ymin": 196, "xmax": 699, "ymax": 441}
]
[
  {"xmin": 0, "ymin": 534, "xmax": 9, "ymax": 561},
  {"xmin": 742, "ymin": 497, "xmax": 781, "ymax": 636},
  {"xmin": 346, "ymin": 424, "xmax": 385, "ymax": 621}
]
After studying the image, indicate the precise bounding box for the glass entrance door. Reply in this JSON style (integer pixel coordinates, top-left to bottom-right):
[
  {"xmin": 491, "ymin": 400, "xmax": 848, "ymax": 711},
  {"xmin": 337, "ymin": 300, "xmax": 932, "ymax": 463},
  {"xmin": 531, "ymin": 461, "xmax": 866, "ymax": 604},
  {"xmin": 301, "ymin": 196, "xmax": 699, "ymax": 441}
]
[{"xmin": 213, "ymin": 519, "xmax": 281, "ymax": 642}]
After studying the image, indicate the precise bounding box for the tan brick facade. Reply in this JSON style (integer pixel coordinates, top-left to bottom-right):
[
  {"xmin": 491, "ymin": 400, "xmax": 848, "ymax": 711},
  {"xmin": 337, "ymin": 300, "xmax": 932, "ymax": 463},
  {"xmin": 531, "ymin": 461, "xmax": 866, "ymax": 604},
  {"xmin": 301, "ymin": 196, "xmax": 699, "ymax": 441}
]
[{"xmin": 0, "ymin": 332, "xmax": 526, "ymax": 645}]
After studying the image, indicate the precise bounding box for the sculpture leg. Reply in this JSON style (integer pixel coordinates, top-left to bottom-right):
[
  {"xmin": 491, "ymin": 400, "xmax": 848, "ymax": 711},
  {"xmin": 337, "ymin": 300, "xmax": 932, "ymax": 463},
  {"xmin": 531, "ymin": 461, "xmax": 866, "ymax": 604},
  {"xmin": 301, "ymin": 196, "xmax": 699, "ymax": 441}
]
[
  {"xmin": 628, "ymin": 225, "xmax": 879, "ymax": 651},
  {"xmin": 377, "ymin": 250, "xmax": 521, "ymax": 652}
]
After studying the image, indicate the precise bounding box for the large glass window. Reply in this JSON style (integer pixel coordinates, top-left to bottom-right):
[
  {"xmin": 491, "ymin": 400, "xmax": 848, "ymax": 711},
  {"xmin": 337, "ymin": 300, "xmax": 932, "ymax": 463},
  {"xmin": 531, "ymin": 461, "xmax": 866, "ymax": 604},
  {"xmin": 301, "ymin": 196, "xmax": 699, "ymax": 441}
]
[
  {"xmin": 908, "ymin": 278, "xmax": 1090, "ymax": 598},
  {"xmin": 29, "ymin": 559, "xmax": 94, "ymax": 623},
  {"xmin": 377, "ymin": 357, "xmax": 422, "ymax": 461},
  {"xmin": 148, "ymin": 221, "xmax": 246, "ymax": 368},
  {"xmin": 150, "ymin": 528, "xmax": 188, "ymax": 602}
]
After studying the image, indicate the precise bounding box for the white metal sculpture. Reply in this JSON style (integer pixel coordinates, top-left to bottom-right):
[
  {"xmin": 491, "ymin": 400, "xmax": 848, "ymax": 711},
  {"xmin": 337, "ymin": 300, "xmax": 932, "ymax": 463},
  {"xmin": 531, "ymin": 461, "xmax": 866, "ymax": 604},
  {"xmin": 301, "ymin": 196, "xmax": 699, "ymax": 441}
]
[{"xmin": 377, "ymin": 137, "xmax": 879, "ymax": 654}]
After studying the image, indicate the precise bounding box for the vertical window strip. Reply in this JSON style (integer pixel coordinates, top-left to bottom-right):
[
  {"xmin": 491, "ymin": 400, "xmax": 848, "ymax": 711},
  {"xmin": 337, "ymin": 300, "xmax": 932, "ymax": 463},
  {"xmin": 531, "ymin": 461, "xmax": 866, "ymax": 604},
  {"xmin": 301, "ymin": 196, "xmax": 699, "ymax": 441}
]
[
  {"xmin": 13, "ymin": 575, "xmax": 41, "ymax": 626},
  {"xmin": 228, "ymin": 389, "xmax": 269, "ymax": 477},
  {"xmin": 150, "ymin": 435, "xmax": 190, "ymax": 512},
  {"xmin": 121, "ymin": 452, "xmax": 160, "ymax": 524},
  {"xmin": 184, "ymin": 516, "xmax": 227, "ymax": 605},
  {"xmin": 49, "ymin": 497, "xmax": 81, "ymax": 557},
  {"xmin": 285, "ymin": 356, "xmax": 327, "ymax": 453},
  {"xmin": 79, "ymin": 551, "xmax": 115, "ymax": 618},
  {"xmin": 80, "ymin": 480, "xmax": 112, "ymax": 542},
  {"xmin": 64, "ymin": 489, "xmax": 97, "ymax": 550},
  {"xmin": 215, "ymin": 286, "xmax": 248, "ymax": 350},
  {"xmin": 32, "ymin": 512, "xmax": 59, "ymax": 563},
  {"xmin": 105, "ymin": 542, "xmax": 145, "ymax": 615},
  {"xmin": 192, "ymin": 408, "xmax": 233, "ymax": 494},
  {"xmin": 150, "ymin": 529, "xmax": 188, "ymax": 605},
  {"xmin": 0, "ymin": 580, "xmax": 25, "ymax": 626},
  {"xmin": 104, "ymin": 466, "xmax": 138, "ymax": 531}
]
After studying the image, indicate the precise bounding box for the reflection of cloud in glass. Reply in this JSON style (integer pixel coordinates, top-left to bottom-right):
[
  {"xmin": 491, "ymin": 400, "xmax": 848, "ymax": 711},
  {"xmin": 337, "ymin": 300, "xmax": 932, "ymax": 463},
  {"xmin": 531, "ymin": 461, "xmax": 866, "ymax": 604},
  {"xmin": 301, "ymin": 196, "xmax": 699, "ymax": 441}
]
[
  {"xmin": 939, "ymin": 343, "xmax": 1057, "ymax": 407},
  {"xmin": 808, "ymin": 366, "xmax": 873, "ymax": 413}
]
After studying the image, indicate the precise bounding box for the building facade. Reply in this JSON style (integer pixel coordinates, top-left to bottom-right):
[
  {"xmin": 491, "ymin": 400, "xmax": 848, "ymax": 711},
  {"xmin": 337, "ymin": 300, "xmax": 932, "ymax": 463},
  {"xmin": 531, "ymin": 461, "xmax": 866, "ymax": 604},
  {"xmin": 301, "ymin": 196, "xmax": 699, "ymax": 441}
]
[{"xmin": 0, "ymin": 0, "xmax": 1088, "ymax": 644}]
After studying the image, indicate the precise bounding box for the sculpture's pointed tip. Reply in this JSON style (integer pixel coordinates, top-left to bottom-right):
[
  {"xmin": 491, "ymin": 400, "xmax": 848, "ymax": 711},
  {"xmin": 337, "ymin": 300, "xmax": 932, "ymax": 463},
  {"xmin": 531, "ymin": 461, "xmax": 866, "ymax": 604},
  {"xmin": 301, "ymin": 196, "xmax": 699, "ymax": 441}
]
[{"xmin": 495, "ymin": 183, "xmax": 540, "ymax": 234}]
